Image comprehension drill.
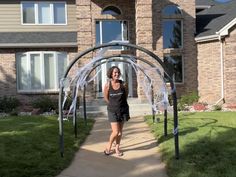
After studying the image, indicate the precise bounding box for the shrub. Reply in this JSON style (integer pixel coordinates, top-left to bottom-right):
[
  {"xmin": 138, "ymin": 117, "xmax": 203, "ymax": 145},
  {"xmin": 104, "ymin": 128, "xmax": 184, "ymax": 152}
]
[
  {"xmin": 31, "ymin": 95, "xmax": 80, "ymax": 113},
  {"xmin": 178, "ymin": 91, "xmax": 199, "ymax": 111},
  {"xmin": 31, "ymin": 96, "xmax": 57, "ymax": 112},
  {"xmin": 0, "ymin": 96, "xmax": 20, "ymax": 113}
]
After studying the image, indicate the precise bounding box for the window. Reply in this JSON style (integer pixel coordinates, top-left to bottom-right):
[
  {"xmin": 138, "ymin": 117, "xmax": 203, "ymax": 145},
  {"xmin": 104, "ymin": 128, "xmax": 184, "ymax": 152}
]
[
  {"xmin": 102, "ymin": 6, "xmax": 121, "ymax": 15},
  {"xmin": 162, "ymin": 5, "xmax": 182, "ymax": 16},
  {"xmin": 162, "ymin": 5, "xmax": 183, "ymax": 49},
  {"xmin": 163, "ymin": 20, "xmax": 182, "ymax": 48},
  {"xmin": 22, "ymin": 2, "xmax": 66, "ymax": 25},
  {"xmin": 162, "ymin": 5, "xmax": 183, "ymax": 83},
  {"xmin": 96, "ymin": 20, "xmax": 128, "ymax": 49},
  {"xmin": 164, "ymin": 55, "xmax": 183, "ymax": 83},
  {"xmin": 16, "ymin": 52, "xmax": 68, "ymax": 92}
]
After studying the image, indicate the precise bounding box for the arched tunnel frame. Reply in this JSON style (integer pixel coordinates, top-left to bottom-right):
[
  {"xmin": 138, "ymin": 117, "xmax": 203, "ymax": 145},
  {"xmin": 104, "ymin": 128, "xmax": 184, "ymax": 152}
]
[{"xmin": 58, "ymin": 42, "xmax": 179, "ymax": 159}]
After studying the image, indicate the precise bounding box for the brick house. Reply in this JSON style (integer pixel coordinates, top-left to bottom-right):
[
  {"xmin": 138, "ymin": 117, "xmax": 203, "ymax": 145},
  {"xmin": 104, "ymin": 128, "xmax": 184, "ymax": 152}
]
[
  {"xmin": 0, "ymin": 0, "xmax": 235, "ymax": 108},
  {"xmin": 196, "ymin": 0, "xmax": 236, "ymax": 106}
]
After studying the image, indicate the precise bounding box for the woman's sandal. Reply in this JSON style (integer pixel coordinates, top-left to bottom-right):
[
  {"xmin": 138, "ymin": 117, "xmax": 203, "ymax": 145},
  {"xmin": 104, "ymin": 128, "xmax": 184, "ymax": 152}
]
[
  {"xmin": 103, "ymin": 149, "xmax": 113, "ymax": 156},
  {"xmin": 115, "ymin": 150, "xmax": 123, "ymax": 156}
]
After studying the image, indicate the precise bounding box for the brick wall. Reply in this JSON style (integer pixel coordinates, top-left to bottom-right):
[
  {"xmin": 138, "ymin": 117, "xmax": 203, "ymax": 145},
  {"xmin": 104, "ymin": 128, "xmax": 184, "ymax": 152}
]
[
  {"xmin": 224, "ymin": 25, "xmax": 236, "ymax": 105},
  {"xmin": 197, "ymin": 40, "xmax": 222, "ymax": 104},
  {"xmin": 197, "ymin": 26, "xmax": 236, "ymax": 105},
  {"xmin": 135, "ymin": 0, "xmax": 197, "ymax": 100},
  {"xmin": 0, "ymin": 50, "xmax": 17, "ymax": 97}
]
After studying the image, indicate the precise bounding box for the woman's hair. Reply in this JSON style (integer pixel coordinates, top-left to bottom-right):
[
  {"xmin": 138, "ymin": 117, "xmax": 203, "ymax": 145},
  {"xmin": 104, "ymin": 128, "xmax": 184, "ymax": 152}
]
[{"xmin": 107, "ymin": 66, "xmax": 121, "ymax": 79}]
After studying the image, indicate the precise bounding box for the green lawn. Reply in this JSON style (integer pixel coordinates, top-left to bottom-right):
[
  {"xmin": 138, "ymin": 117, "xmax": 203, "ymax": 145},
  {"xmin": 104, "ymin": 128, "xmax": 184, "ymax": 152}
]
[
  {"xmin": 0, "ymin": 116, "xmax": 94, "ymax": 177},
  {"xmin": 146, "ymin": 112, "xmax": 236, "ymax": 177}
]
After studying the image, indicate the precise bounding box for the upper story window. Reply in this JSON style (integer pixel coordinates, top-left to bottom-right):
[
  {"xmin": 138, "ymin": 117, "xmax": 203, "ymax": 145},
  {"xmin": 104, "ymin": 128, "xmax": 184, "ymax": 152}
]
[
  {"xmin": 16, "ymin": 51, "xmax": 68, "ymax": 92},
  {"xmin": 96, "ymin": 20, "xmax": 128, "ymax": 50},
  {"xmin": 162, "ymin": 5, "xmax": 182, "ymax": 16},
  {"xmin": 102, "ymin": 6, "xmax": 121, "ymax": 16},
  {"xmin": 162, "ymin": 5, "xmax": 183, "ymax": 49},
  {"xmin": 21, "ymin": 2, "xmax": 67, "ymax": 25}
]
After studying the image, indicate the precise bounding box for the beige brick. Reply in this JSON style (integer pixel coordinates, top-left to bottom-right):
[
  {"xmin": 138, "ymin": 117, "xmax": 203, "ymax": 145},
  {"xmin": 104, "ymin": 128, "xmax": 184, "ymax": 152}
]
[{"xmin": 76, "ymin": 0, "xmax": 91, "ymax": 6}]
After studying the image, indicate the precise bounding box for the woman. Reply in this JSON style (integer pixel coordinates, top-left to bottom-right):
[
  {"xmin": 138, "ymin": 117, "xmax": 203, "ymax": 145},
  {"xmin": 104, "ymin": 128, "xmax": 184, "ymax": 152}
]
[{"xmin": 103, "ymin": 66, "xmax": 130, "ymax": 156}]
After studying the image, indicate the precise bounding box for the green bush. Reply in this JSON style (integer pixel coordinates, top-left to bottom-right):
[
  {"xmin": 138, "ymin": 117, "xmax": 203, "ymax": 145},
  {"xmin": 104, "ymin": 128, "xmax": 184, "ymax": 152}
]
[
  {"xmin": 178, "ymin": 91, "xmax": 199, "ymax": 111},
  {"xmin": 0, "ymin": 96, "xmax": 20, "ymax": 113},
  {"xmin": 31, "ymin": 96, "xmax": 57, "ymax": 112},
  {"xmin": 31, "ymin": 96, "xmax": 80, "ymax": 113}
]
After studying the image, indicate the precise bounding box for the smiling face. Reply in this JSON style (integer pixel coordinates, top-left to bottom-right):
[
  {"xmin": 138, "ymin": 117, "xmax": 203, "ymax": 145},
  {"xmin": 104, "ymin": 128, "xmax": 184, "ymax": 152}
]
[{"xmin": 111, "ymin": 68, "xmax": 120, "ymax": 80}]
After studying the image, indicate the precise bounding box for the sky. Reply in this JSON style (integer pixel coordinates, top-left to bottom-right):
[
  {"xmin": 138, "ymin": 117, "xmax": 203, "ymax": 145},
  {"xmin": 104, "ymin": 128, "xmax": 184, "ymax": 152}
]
[{"xmin": 214, "ymin": 0, "xmax": 232, "ymax": 2}]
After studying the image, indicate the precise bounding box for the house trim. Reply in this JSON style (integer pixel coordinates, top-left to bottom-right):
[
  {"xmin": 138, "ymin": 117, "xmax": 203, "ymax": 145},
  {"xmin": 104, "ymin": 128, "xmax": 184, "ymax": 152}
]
[
  {"xmin": 0, "ymin": 43, "xmax": 78, "ymax": 48},
  {"xmin": 195, "ymin": 34, "xmax": 219, "ymax": 42},
  {"xmin": 217, "ymin": 17, "xmax": 236, "ymax": 36},
  {"xmin": 195, "ymin": 5, "xmax": 211, "ymax": 9}
]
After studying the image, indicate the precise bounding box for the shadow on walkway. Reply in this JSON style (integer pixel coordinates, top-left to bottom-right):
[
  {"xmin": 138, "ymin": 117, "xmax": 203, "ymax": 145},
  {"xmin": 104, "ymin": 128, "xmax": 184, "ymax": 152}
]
[{"xmin": 56, "ymin": 116, "xmax": 168, "ymax": 177}]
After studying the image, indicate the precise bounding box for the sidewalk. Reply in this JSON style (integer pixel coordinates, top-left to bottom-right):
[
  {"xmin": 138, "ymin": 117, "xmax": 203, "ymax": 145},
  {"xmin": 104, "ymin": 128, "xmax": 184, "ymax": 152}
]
[{"xmin": 56, "ymin": 116, "xmax": 168, "ymax": 177}]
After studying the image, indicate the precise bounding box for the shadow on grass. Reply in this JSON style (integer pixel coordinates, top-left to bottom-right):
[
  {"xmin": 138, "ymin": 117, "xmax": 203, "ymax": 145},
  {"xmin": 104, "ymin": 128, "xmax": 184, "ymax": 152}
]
[
  {"xmin": 0, "ymin": 116, "xmax": 94, "ymax": 177},
  {"xmin": 146, "ymin": 112, "xmax": 236, "ymax": 177},
  {"xmin": 156, "ymin": 117, "xmax": 218, "ymax": 144},
  {"xmin": 165, "ymin": 128, "xmax": 236, "ymax": 177},
  {"xmin": 158, "ymin": 126, "xmax": 199, "ymax": 144}
]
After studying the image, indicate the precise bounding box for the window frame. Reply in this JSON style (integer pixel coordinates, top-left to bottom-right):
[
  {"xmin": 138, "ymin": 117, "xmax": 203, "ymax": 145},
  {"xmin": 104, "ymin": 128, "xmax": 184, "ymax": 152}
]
[
  {"xmin": 16, "ymin": 51, "xmax": 68, "ymax": 93},
  {"xmin": 95, "ymin": 20, "xmax": 129, "ymax": 51},
  {"xmin": 163, "ymin": 54, "xmax": 184, "ymax": 84},
  {"xmin": 162, "ymin": 19, "xmax": 183, "ymax": 49},
  {"xmin": 21, "ymin": 1, "xmax": 67, "ymax": 25}
]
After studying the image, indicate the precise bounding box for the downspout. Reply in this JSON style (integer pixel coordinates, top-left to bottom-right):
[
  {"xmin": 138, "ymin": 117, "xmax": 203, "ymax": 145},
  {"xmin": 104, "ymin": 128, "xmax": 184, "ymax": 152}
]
[{"xmin": 215, "ymin": 34, "xmax": 225, "ymax": 105}]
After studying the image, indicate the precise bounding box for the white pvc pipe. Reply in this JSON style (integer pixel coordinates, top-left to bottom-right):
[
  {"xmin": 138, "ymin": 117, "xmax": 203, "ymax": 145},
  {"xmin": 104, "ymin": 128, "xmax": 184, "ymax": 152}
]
[{"xmin": 215, "ymin": 35, "xmax": 224, "ymax": 105}]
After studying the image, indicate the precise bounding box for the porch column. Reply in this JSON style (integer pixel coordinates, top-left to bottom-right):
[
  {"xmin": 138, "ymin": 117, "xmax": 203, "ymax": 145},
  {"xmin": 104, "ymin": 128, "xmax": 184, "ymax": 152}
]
[
  {"xmin": 76, "ymin": 0, "xmax": 93, "ymax": 62},
  {"xmin": 135, "ymin": 0, "xmax": 159, "ymax": 101}
]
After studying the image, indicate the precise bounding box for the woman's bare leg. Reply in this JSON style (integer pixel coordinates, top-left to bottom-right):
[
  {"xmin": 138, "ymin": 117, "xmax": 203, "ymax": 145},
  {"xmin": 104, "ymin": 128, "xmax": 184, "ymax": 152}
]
[
  {"xmin": 105, "ymin": 122, "xmax": 119, "ymax": 153},
  {"xmin": 115, "ymin": 122, "xmax": 124, "ymax": 154}
]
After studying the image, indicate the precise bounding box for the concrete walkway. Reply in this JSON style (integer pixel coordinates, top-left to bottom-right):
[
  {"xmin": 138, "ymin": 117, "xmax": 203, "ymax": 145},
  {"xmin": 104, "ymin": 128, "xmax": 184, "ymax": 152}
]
[{"xmin": 56, "ymin": 116, "xmax": 168, "ymax": 177}]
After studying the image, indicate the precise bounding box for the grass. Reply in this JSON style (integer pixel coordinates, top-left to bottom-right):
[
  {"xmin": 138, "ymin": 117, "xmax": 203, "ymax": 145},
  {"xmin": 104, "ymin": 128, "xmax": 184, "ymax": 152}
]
[
  {"xmin": 0, "ymin": 115, "xmax": 94, "ymax": 177},
  {"xmin": 146, "ymin": 111, "xmax": 236, "ymax": 177}
]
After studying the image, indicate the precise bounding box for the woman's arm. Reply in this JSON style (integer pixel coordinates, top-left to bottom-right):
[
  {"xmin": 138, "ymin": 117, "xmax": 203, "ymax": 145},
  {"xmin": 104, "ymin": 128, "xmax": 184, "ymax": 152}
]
[
  {"xmin": 103, "ymin": 82, "xmax": 109, "ymax": 104},
  {"xmin": 123, "ymin": 82, "xmax": 129, "ymax": 99}
]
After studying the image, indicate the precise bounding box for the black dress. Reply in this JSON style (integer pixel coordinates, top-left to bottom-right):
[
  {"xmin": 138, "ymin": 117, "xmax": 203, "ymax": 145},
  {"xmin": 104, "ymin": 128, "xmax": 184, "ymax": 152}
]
[{"xmin": 107, "ymin": 80, "xmax": 130, "ymax": 122}]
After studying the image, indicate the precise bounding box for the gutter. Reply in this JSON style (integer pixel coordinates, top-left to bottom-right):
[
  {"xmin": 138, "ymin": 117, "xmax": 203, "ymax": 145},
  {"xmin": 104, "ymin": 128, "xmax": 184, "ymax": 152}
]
[
  {"xmin": 215, "ymin": 33, "xmax": 225, "ymax": 105},
  {"xmin": 195, "ymin": 34, "xmax": 219, "ymax": 43},
  {"xmin": 0, "ymin": 42, "xmax": 78, "ymax": 48}
]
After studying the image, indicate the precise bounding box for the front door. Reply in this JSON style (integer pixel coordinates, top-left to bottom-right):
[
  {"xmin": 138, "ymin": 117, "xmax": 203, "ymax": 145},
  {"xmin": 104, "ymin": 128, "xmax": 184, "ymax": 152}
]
[{"xmin": 96, "ymin": 58, "xmax": 133, "ymax": 97}]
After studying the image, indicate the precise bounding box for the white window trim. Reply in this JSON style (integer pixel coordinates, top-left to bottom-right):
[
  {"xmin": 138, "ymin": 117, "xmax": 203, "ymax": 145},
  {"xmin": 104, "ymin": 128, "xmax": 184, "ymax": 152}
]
[
  {"xmin": 164, "ymin": 54, "xmax": 184, "ymax": 84},
  {"xmin": 96, "ymin": 20, "xmax": 129, "ymax": 51},
  {"xmin": 16, "ymin": 51, "xmax": 68, "ymax": 93},
  {"xmin": 163, "ymin": 19, "xmax": 183, "ymax": 49},
  {"xmin": 21, "ymin": 1, "xmax": 67, "ymax": 25}
]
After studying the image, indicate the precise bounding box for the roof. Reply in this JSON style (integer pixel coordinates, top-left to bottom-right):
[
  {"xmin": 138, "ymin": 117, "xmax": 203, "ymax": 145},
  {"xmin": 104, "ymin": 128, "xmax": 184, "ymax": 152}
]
[
  {"xmin": 0, "ymin": 32, "xmax": 77, "ymax": 48},
  {"xmin": 196, "ymin": 0, "xmax": 236, "ymax": 41},
  {"xmin": 196, "ymin": 0, "xmax": 217, "ymax": 6}
]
